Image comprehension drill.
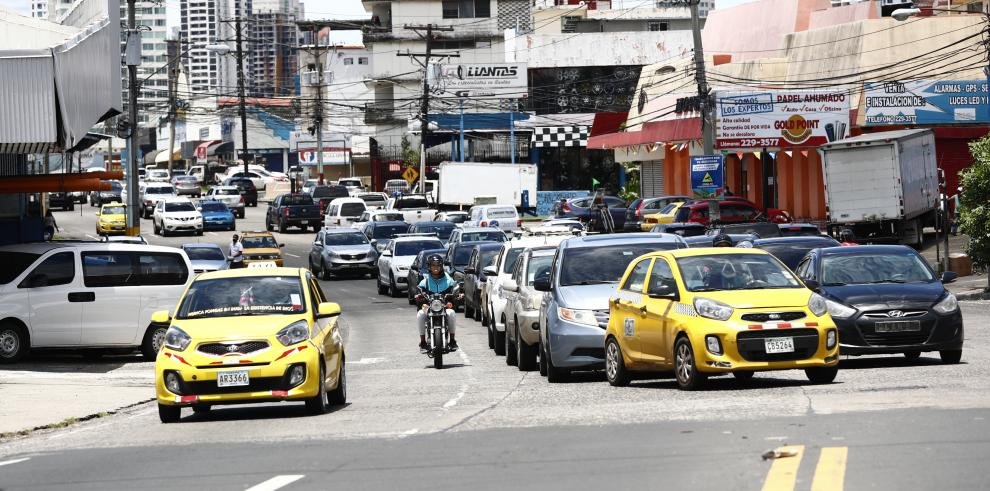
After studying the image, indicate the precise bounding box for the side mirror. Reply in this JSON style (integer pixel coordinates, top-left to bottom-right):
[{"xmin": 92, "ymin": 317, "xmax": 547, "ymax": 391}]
[
  {"xmin": 316, "ymin": 302, "xmax": 341, "ymax": 318},
  {"xmin": 278, "ymin": 243, "xmax": 286, "ymax": 248},
  {"xmin": 313, "ymin": 241, "xmax": 322, "ymax": 247},
  {"xmin": 803, "ymin": 279, "xmax": 821, "ymax": 291},
  {"xmin": 464, "ymin": 266, "xmax": 476, "ymax": 275},
  {"xmin": 482, "ymin": 265, "xmax": 498, "ymax": 277},
  {"xmin": 941, "ymin": 271, "xmax": 958, "ymax": 283},
  {"xmin": 94, "ymin": 212, "xmax": 100, "ymax": 216},
  {"xmin": 502, "ymin": 278, "xmax": 518, "ymax": 292},
  {"xmin": 381, "ymin": 250, "xmax": 392, "ymax": 257},
  {"xmin": 648, "ymin": 282, "xmax": 679, "ymax": 300},
  {"xmin": 533, "ymin": 276, "xmax": 552, "ymax": 292},
  {"xmin": 150, "ymin": 310, "xmax": 171, "ymax": 324},
  {"xmin": 196, "ymin": 207, "xmax": 202, "ymax": 211}
]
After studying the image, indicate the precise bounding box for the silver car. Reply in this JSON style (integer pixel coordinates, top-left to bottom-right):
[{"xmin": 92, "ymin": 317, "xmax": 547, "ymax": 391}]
[
  {"xmin": 181, "ymin": 243, "xmax": 228, "ymax": 273},
  {"xmin": 502, "ymin": 246, "xmax": 557, "ymax": 371},
  {"xmin": 205, "ymin": 185, "xmax": 245, "ymax": 218},
  {"xmin": 172, "ymin": 175, "xmax": 201, "ymax": 197},
  {"xmin": 535, "ymin": 233, "xmax": 686, "ymax": 382},
  {"xmin": 308, "ymin": 228, "xmax": 378, "ymax": 280}
]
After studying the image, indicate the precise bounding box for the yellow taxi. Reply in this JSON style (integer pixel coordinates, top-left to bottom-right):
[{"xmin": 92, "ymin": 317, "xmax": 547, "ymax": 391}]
[
  {"xmin": 240, "ymin": 230, "xmax": 285, "ymax": 267},
  {"xmin": 95, "ymin": 203, "xmax": 127, "ymax": 235},
  {"xmin": 153, "ymin": 267, "xmax": 345, "ymax": 422},
  {"xmin": 604, "ymin": 248, "xmax": 838, "ymax": 390},
  {"xmin": 640, "ymin": 201, "xmax": 685, "ymax": 231}
]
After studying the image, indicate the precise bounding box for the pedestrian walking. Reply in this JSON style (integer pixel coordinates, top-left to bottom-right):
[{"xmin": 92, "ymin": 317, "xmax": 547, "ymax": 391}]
[
  {"xmin": 43, "ymin": 210, "xmax": 59, "ymax": 241},
  {"xmin": 229, "ymin": 233, "xmax": 245, "ymax": 268}
]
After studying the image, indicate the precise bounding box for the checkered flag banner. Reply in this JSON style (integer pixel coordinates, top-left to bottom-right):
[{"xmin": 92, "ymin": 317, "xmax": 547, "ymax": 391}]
[{"xmin": 531, "ymin": 126, "xmax": 589, "ymax": 148}]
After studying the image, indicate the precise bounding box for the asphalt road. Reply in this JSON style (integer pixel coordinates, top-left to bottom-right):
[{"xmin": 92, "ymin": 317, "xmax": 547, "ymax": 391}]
[{"xmin": 2, "ymin": 205, "xmax": 989, "ymax": 490}]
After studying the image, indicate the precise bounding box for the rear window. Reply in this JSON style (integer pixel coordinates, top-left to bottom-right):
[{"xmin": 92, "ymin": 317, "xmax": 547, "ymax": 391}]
[
  {"xmin": 462, "ymin": 231, "xmax": 506, "ymax": 243},
  {"xmin": 313, "ymin": 186, "xmax": 349, "ymax": 198},
  {"xmin": 147, "ymin": 186, "xmax": 174, "ymax": 194},
  {"xmin": 395, "ymin": 197, "xmax": 430, "ymax": 208},
  {"xmin": 485, "ymin": 208, "xmax": 517, "ymax": 219},
  {"xmin": 283, "ymin": 195, "xmax": 314, "ymax": 206},
  {"xmin": 395, "ymin": 240, "xmax": 444, "ymax": 257},
  {"xmin": 559, "ymin": 243, "xmax": 681, "ymax": 286},
  {"xmin": 214, "ymin": 188, "xmax": 239, "ymax": 196},
  {"xmin": 340, "ymin": 203, "xmax": 365, "ymax": 217},
  {"xmin": 0, "ymin": 252, "xmax": 41, "ymax": 284},
  {"xmin": 372, "ymin": 224, "xmax": 409, "ymax": 239},
  {"xmin": 199, "ymin": 202, "xmax": 228, "ymax": 212},
  {"xmin": 359, "ymin": 194, "xmax": 385, "ymax": 204}
]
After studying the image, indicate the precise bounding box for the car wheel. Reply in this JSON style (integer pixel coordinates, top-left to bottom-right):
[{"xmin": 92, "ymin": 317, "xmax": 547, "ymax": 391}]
[
  {"xmin": 153, "ymin": 220, "xmax": 160, "ymax": 235},
  {"xmin": 545, "ymin": 335, "xmax": 568, "ymax": 383},
  {"xmin": 605, "ymin": 336, "xmax": 630, "ymax": 386},
  {"xmin": 493, "ymin": 317, "xmax": 506, "ymax": 356},
  {"xmin": 192, "ymin": 404, "xmax": 211, "ymax": 414},
  {"xmin": 481, "ymin": 301, "xmax": 489, "ymax": 327},
  {"xmin": 161, "ymin": 225, "xmax": 169, "ymax": 237},
  {"xmin": 376, "ymin": 274, "xmax": 387, "ymax": 295},
  {"xmin": 158, "ymin": 403, "xmax": 181, "ymax": 423},
  {"xmin": 0, "ymin": 322, "xmax": 29, "ymax": 364},
  {"xmin": 305, "ymin": 363, "xmax": 330, "ymax": 415},
  {"xmin": 805, "ymin": 366, "xmax": 838, "ymax": 384},
  {"xmin": 487, "ymin": 322, "xmax": 495, "ymax": 349},
  {"xmin": 407, "ymin": 285, "xmax": 416, "ymax": 305},
  {"xmin": 674, "ymin": 336, "xmax": 706, "ymax": 390},
  {"xmin": 473, "ymin": 296, "xmax": 482, "ymax": 321},
  {"xmin": 464, "ymin": 299, "xmax": 473, "ymax": 319},
  {"xmin": 141, "ymin": 323, "xmax": 168, "ymax": 361},
  {"xmin": 230, "ymin": 221, "xmax": 237, "ymax": 231},
  {"xmin": 196, "ymin": 230, "xmax": 203, "ymax": 236},
  {"xmin": 389, "ymin": 273, "xmax": 402, "ymax": 298},
  {"xmin": 939, "ymin": 349, "xmax": 962, "ymax": 364},
  {"xmin": 238, "ymin": 210, "xmax": 245, "ymax": 219},
  {"xmin": 903, "ymin": 351, "xmax": 922, "ymax": 361},
  {"xmin": 278, "ymin": 219, "xmax": 287, "ymax": 234},
  {"xmin": 538, "ymin": 339, "xmax": 548, "ymax": 376},
  {"xmin": 505, "ymin": 323, "xmax": 517, "ymax": 366},
  {"xmin": 517, "ymin": 321, "xmax": 538, "ymax": 371},
  {"xmin": 733, "ymin": 370, "xmax": 755, "ymax": 381},
  {"xmin": 328, "ymin": 360, "xmax": 347, "ymax": 406},
  {"xmin": 265, "ymin": 217, "xmax": 273, "ymax": 232}
]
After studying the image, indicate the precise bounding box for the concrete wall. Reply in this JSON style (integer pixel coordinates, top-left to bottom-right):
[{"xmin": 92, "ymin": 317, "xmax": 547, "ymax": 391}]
[
  {"xmin": 505, "ymin": 29, "xmax": 693, "ymax": 68},
  {"xmin": 703, "ymin": 0, "xmax": 831, "ymax": 60}
]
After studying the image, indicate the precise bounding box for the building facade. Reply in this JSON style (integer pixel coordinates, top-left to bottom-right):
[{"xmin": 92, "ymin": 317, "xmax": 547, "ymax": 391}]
[
  {"xmin": 30, "ymin": 0, "xmax": 48, "ymax": 19},
  {"xmin": 248, "ymin": 0, "xmax": 303, "ymax": 97},
  {"xmin": 180, "ymin": 0, "xmax": 222, "ymax": 94},
  {"xmin": 119, "ymin": 1, "xmax": 169, "ymax": 128}
]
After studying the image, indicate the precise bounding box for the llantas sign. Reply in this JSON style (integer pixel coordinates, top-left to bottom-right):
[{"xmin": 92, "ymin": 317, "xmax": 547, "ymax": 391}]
[{"xmin": 715, "ymin": 90, "xmax": 850, "ymax": 149}]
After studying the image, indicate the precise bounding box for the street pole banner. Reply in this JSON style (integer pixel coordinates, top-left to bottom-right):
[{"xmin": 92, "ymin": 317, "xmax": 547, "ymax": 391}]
[
  {"xmin": 690, "ymin": 155, "xmax": 725, "ymax": 199},
  {"xmin": 715, "ymin": 90, "xmax": 850, "ymax": 149},
  {"xmin": 863, "ymin": 80, "xmax": 990, "ymax": 125},
  {"xmin": 428, "ymin": 62, "xmax": 528, "ymax": 99}
]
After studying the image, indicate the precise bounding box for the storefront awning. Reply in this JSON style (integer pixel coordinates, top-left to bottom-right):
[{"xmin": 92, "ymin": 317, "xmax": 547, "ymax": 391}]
[
  {"xmin": 209, "ymin": 141, "xmax": 233, "ymax": 156},
  {"xmin": 589, "ymin": 112, "xmax": 628, "ymax": 137},
  {"xmin": 587, "ymin": 117, "xmax": 701, "ymax": 150},
  {"xmin": 531, "ymin": 126, "xmax": 588, "ymax": 148},
  {"xmin": 154, "ymin": 149, "xmax": 182, "ymax": 163},
  {"xmin": 195, "ymin": 139, "xmax": 222, "ymax": 160}
]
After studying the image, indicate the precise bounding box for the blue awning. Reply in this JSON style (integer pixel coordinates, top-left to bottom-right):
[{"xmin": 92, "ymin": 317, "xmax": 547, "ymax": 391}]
[{"xmin": 427, "ymin": 112, "xmax": 530, "ymax": 131}]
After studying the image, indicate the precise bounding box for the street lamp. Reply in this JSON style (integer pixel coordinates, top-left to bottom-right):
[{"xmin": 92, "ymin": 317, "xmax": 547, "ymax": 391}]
[{"xmin": 206, "ymin": 31, "xmax": 250, "ymax": 176}]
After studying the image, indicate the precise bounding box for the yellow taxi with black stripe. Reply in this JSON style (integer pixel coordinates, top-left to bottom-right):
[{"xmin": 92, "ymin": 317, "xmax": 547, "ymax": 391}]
[
  {"xmin": 153, "ymin": 267, "xmax": 345, "ymax": 422},
  {"xmin": 605, "ymin": 248, "xmax": 838, "ymax": 390},
  {"xmin": 96, "ymin": 203, "xmax": 127, "ymax": 235},
  {"xmin": 639, "ymin": 201, "xmax": 686, "ymax": 231}
]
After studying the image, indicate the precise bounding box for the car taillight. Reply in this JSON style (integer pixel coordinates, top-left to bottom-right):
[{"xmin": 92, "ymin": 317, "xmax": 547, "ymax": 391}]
[
  {"xmin": 480, "ymin": 221, "xmax": 488, "ymax": 227},
  {"xmin": 517, "ymin": 220, "xmax": 522, "ymax": 228},
  {"xmin": 283, "ymin": 208, "xmax": 290, "ymax": 217},
  {"xmin": 635, "ymin": 201, "xmax": 645, "ymax": 217},
  {"xmin": 562, "ymin": 202, "xmax": 571, "ymax": 213}
]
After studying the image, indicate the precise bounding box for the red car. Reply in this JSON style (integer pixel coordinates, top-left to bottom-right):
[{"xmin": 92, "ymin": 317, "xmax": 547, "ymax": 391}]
[{"xmin": 673, "ymin": 198, "xmax": 791, "ymax": 226}]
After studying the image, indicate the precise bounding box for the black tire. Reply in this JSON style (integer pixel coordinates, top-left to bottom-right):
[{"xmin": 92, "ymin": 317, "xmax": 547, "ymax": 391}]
[
  {"xmin": 481, "ymin": 302, "xmax": 489, "ymax": 327},
  {"xmin": 238, "ymin": 210, "xmax": 245, "ymax": 219},
  {"xmin": 328, "ymin": 360, "xmax": 347, "ymax": 406},
  {"xmin": 278, "ymin": 219, "xmax": 287, "ymax": 234},
  {"xmin": 539, "ymin": 340, "xmax": 548, "ymax": 377},
  {"xmin": 306, "ymin": 363, "xmax": 330, "ymax": 415},
  {"xmin": 464, "ymin": 300, "xmax": 473, "ymax": 319},
  {"xmin": 505, "ymin": 324, "xmax": 517, "ymax": 366},
  {"xmin": 407, "ymin": 286, "xmax": 416, "ymax": 305},
  {"xmin": 158, "ymin": 403, "xmax": 181, "ymax": 423},
  {"xmin": 196, "ymin": 230, "xmax": 203, "ymax": 236},
  {"xmin": 493, "ymin": 320, "xmax": 506, "ymax": 356},
  {"xmin": 517, "ymin": 324, "xmax": 538, "ymax": 372},
  {"xmin": 605, "ymin": 336, "xmax": 630, "ymax": 387},
  {"xmin": 733, "ymin": 370, "xmax": 755, "ymax": 381},
  {"xmin": 545, "ymin": 336, "xmax": 568, "ymax": 383},
  {"xmin": 903, "ymin": 351, "xmax": 922, "ymax": 361},
  {"xmin": 487, "ymin": 323, "xmax": 495, "ymax": 349},
  {"xmin": 376, "ymin": 274, "xmax": 387, "ymax": 295},
  {"xmin": 265, "ymin": 217, "xmax": 273, "ymax": 232},
  {"xmin": 473, "ymin": 296, "xmax": 482, "ymax": 321},
  {"xmin": 805, "ymin": 366, "xmax": 838, "ymax": 384},
  {"xmin": 192, "ymin": 404, "xmax": 211, "ymax": 414},
  {"xmin": 230, "ymin": 221, "xmax": 237, "ymax": 231},
  {"xmin": 0, "ymin": 322, "xmax": 30, "ymax": 363},
  {"xmin": 389, "ymin": 273, "xmax": 401, "ymax": 298},
  {"xmin": 674, "ymin": 336, "xmax": 706, "ymax": 390},
  {"xmin": 141, "ymin": 324, "xmax": 168, "ymax": 361},
  {"xmin": 939, "ymin": 349, "xmax": 962, "ymax": 364},
  {"xmin": 153, "ymin": 220, "xmax": 160, "ymax": 235},
  {"xmin": 320, "ymin": 260, "xmax": 332, "ymax": 281},
  {"xmin": 433, "ymin": 330, "xmax": 444, "ymax": 369}
]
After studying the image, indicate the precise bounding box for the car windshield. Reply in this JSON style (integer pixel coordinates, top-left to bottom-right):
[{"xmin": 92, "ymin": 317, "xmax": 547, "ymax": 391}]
[
  {"xmin": 559, "ymin": 243, "xmax": 680, "ymax": 286},
  {"xmin": 313, "ymin": 186, "xmax": 348, "ymax": 198},
  {"xmin": 758, "ymin": 239, "xmax": 839, "ymax": 270},
  {"xmin": 340, "ymin": 203, "xmax": 365, "ymax": 217},
  {"xmin": 241, "ymin": 236, "xmax": 279, "ymax": 249},
  {"xmin": 372, "ymin": 224, "xmax": 408, "ymax": 239},
  {"xmin": 102, "ymin": 205, "xmax": 126, "ymax": 215},
  {"xmin": 486, "ymin": 208, "xmax": 517, "ymax": 219},
  {"xmin": 147, "ymin": 186, "xmax": 174, "ymax": 194},
  {"xmin": 779, "ymin": 225, "xmax": 822, "ymax": 237},
  {"xmin": 503, "ymin": 248, "xmax": 524, "ymax": 273},
  {"xmin": 676, "ymin": 254, "xmax": 803, "ymax": 292},
  {"xmin": 165, "ymin": 202, "xmax": 195, "ymax": 212},
  {"xmin": 109, "ymin": 181, "xmax": 123, "ymax": 191},
  {"xmin": 462, "ymin": 231, "xmax": 506, "ymax": 242},
  {"xmin": 414, "ymin": 223, "xmax": 455, "ymax": 240},
  {"xmin": 395, "ymin": 240, "xmax": 443, "ymax": 256},
  {"xmin": 283, "ymin": 195, "xmax": 314, "ymax": 206},
  {"xmin": 184, "ymin": 246, "xmax": 225, "ymax": 261},
  {"xmin": 444, "ymin": 214, "xmax": 468, "ymax": 224},
  {"xmin": 325, "ymin": 233, "xmax": 369, "ymax": 246},
  {"xmin": 0, "ymin": 252, "xmax": 41, "ymax": 284},
  {"xmin": 199, "ymin": 202, "xmax": 227, "ymax": 212},
  {"xmin": 526, "ymin": 254, "xmax": 555, "ymax": 285},
  {"xmin": 394, "ymin": 197, "xmax": 429, "ymax": 208},
  {"xmin": 821, "ymin": 250, "xmax": 935, "ymax": 285},
  {"xmin": 176, "ymin": 276, "xmax": 305, "ymax": 319}
]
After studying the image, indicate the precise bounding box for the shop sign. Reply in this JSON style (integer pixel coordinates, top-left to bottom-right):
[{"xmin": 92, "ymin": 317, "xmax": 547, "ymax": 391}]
[
  {"xmin": 428, "ymin": 63, "xmax": 528, "ymax": 99},
  {"xmin": 690, "ymin": 155, "xmax": 725, "ymax": 199},
  {"xmin": 715, "ymin": 90, "xmax": 849, "ymax": 149},
  {"xmin": 864, "ymin": 80, "xmax": 989, "ymax": 125}
]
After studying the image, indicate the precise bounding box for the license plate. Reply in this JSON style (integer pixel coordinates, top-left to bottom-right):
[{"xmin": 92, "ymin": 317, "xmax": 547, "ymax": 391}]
[
  {"xmin": 217, "ymin": 370, "xmax": 249, "ymax": 387},
  {"xmin": 875, "ymin": 320, "xmax": 921, "ymax": 333},
  {"xmin": 301, "ymin": 220, "xmax": 309, "ymax": 225},
  {"xmin": 764, "ymin": 337, "xmax": 795, "ymax": 354}
]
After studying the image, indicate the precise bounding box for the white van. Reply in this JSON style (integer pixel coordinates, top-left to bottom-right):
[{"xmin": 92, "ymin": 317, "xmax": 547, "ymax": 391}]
[
  {"xmin": 0, "ymin": 242, "xmax": 193, "ymax": 363},
  {"xmin": 323, "ymin": 197, "xmax": 367, "ymax": 229},
  {"xmin": 467, "ymin": 205, "xmax": 521, "ymax": 232}
]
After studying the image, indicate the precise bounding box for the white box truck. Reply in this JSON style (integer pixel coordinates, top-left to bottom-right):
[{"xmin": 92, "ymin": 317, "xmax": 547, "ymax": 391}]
[
  {"xmin": 820, "ymin": 129, "xmax": 939, "ymax": 246},
  {"xmin": 436, "ymin": 162, "xmax": 538, "ymax": 211}
]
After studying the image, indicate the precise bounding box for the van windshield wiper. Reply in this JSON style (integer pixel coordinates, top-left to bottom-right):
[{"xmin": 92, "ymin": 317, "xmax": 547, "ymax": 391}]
[
  {"xmin": 868, "ymin": 279, "xmax": 906, "ymax": 284},
  {"xmin": 566, "ymin": 280, "xmax": 617, "ymax": 286}
]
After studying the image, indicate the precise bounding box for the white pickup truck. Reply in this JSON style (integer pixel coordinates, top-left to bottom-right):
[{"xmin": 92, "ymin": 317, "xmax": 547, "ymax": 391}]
[{"xmin": 385, "ymin": 194, "xmax": 436, "ymax": 225}]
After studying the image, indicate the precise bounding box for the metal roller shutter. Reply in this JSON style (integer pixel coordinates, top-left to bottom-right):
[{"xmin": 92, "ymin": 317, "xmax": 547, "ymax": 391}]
[{"xmin": 640, "ymin": 160, "xmax": 664, "ymax": 198}]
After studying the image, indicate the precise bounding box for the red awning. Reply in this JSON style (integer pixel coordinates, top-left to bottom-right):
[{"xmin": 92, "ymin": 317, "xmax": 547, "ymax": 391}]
[
  {"xmin": 589, "ymin": 112, "xmax": 628, "ymax": 137},
  {"xmin": 587, "ymin": 117, "xmax": 701, "ymax": 150},
  {"xmin": 195, "ymin": 140, "xmax": 222, "ymax": 161}
]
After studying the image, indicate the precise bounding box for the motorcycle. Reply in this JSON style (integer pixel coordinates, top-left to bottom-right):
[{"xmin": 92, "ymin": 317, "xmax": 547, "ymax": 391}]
[{"xmin": 420, "ymin": 290, "xmax": 458, "ymax": 369}]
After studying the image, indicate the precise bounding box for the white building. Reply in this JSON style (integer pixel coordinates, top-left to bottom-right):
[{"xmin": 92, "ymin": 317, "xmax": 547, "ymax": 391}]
[
  {"xmin": 30, "ymin": 0, "xmax": 48, "ymax": 18},
  {"xmin": 180, "ymin": 0, "xmax": 222, "ymax": 93},
  {"xmin": 119, "ymin": 1, "xmax": 169, "ymax": 128},
  {"xmin": 45, "ymin": 0, "xmax": 72, "ymax": 20}
]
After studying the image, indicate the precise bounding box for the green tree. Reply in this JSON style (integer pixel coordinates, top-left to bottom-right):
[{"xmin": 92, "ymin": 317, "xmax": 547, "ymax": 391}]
[
  {"xmin": 400, "ymin": 135, "xmax": 420, "ymax": 168},
  {"xmin": 958, "ymin": 135, "xmax": 990, "ymax": 290}
]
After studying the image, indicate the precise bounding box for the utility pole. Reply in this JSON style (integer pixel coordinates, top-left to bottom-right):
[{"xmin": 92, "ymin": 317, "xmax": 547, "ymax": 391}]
[
  {"xmin": 166, "ymin": 39, "xmax": 178, "ymax": 174},
  {"xmin": 689, "ymin": 0, "xmax": 715, "ymax": 155},
  {"xmin": 314, "ymin": 28, "xmax": 325, "ymax": 183},
  {"xmin": 235, "ymin": 17, "xmax": 250, "ymax": 175},
  {"xmin": 399, "ymin": 24, "xmax": 455, "ymax": 192},
  {"xmin": 124, "ymin": 0, "xmax": 141, "ymax": 236}
]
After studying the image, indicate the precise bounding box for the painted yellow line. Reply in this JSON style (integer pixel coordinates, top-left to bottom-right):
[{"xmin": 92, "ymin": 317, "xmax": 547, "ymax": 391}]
[
  {"xmin": 761, "ymin": 445, "xmax": 805, "ymax": 491},
  {"xmin": 811, "ymin": 447, "xmax": 848, "ymax": 491}
]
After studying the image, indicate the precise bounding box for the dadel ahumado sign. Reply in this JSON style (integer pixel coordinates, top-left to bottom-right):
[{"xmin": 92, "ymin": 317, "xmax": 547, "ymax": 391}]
[{"xmin": 715, "ymin": 90, "xmax": 850, "ymax": 149}]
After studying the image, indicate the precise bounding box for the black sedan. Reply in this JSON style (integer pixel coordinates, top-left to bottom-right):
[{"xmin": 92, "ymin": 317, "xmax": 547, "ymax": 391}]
[
  {"xmin": 795, "ymin": 245, "xmax": 963, "ymax": 363},
  {"xmin": 753, "ymin": 236, "xmax": 840, "ymax": 270}
]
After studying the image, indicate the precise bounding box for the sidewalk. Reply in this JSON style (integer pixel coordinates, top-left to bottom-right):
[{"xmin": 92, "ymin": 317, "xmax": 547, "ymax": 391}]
[{"xmin": 917, "ymin": 232, "xmax": 989, "ymax": 300}]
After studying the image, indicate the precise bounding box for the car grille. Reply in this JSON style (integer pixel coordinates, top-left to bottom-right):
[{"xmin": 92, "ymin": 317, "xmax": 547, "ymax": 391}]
[
  {"xmin": 862, "ymin": 310, "xmax": 927, "ymax": 319},
  {"xmin": 858, "ymin": 311, "xmax": 934, "ymax": 346},
  {"xmin": 197, "ymin": 341, "xmax": 269, "ymax": 356},
  {"xmin": 740, "ymin": 312, "xmax": 806, "ymax": 322},
  {"xmin": 861, "ymin": 331, "xmax": 931, "ymax": 346},
  {"xmin": 184, "ymin": 376, "xmax": 284, "ymax": 395},
  {"xmin": 593, "ymin": 309, "xmax": 610, "ymax": 330},
  {"xmin": 339, "ymin": 253, "xmax": 366, "ymax": 260},
  {"xmin": 736, "ymin": 328, "xmax": 819, "ymax": 362}
]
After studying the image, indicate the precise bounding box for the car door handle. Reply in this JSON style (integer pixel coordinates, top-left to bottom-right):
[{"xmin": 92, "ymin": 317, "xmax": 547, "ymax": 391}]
[
  {"xmin": 638, "ymin": 304, "xmax": 648, "ymax": 314},
  {"xmin": 68, "ymin": 292, "xmax": 95, "ymax": 302}
]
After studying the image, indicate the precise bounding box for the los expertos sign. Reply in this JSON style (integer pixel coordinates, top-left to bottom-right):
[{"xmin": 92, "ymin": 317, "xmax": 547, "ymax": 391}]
[
  {"xmin": 428, "ymin": 62, "xmax": 528, "ymax": 98},
  {"xmin": 864, "ymin": 80, "xmax": 990, "ymax": 125},
  {"xmin": 715, "ymin": 90, "xmax": 850, "ymax": 149}
]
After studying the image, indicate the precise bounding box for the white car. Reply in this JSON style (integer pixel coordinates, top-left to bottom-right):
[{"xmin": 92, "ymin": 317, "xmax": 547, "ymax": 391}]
[
  {"xmin": 352, "ymin": 210, "xmax": 406, "ymax": 228},
  {"xmin": 357, "ymin": 192, "xmax": 389, "ymax": 210},
  {"xmin": 205, "ymin": 185, "xmax": 246, "ymax": 218},
  {"xmin": 376, "ymin": 235, "xmax": 445, "ymax": 297},
  {"xmin": 467, "ymin": 204, "xmax": 521, "ymax": 232},
  {"xmin": 482, "ymin": 228, "xmax": 575, "ymax": 355},
  {"xmin": 324, "ymin": 197, "xmax": 367, "ymax": 229},
  {"xmin": 152, "ymin": 198, "xmax": 203, "ymax": 236},
  {"xmin": 146, "ymin": 169, "xmax": 170, "ymax": 182},
  {"xmin": 434, "ymin": 211, "xmax": 469, "ymax": 225},
  {"xmin": 140, "ymin": 184, "xmax": 177, "ymax": 219},
  {"xmin": 337, "ymin": 177, "xmax": 365, "ymax": 196}
]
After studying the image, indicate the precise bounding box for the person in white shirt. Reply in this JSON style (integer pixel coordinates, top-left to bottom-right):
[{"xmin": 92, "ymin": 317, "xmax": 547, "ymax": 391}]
[{"xmin": 229, "ymin": 233, "xmax": 244, "ymax": 268}]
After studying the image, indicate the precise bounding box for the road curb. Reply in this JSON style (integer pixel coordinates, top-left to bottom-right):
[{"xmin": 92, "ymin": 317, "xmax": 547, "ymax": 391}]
[
  {"xmin": 957, "ymin": 290, "xmax": 990, "ymax": 301},
  {"xmin": 0, "ymin": 397, "xmax": 155, "ymax": 443}
]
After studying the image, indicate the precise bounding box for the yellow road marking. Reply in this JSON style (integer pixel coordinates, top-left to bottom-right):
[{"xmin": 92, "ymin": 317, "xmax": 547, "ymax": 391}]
[
  {"xmin": 811, "ymin": 447, "xmax": 848, "ymax": 491},
  {"xmin": 761, "ymin": 445, "xmax": 805, "ymax": 491}
]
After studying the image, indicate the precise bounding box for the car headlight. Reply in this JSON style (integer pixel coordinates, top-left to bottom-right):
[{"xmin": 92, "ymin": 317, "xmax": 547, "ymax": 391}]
[
  {"xmin": 276, "ymin": 320, "xmax": 310, "ymax": 346},
  {"xmin": 328, "ymin": 251, "xmax": 341, "ymax": 258},
  {"xmin": 808, "ymin": 293, "xmax": 827, "ymax": 316},
  {"xmin": 693, "ymin": 297, "xmax": 733, "ymax": 321},
  {"xmin": 557, "ymin": 307, "xmax": 598, "ymax": 327},
  {"xmin": 826, "ymin": 300, "xmax": 857, "ymax": 319},
  {"xmin": 398, "ymin": 266, "xmax": 409, "ymax": 271},
  {"xmin": 163, "ymin": 326, "xmax": 191, "ymax": 351},
  {"xmin": 524, "ymin": 294, "xmax": 542, "ymax": 310},
  {"xmin": 933, "ymin": 293, "xmax": 958, "ymax": 314}
]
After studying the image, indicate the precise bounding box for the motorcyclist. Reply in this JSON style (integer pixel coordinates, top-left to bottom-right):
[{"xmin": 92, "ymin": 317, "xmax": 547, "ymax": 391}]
[
  {"xmin": 712, "ymin": 233, "xmax": 733, "ymax": 247},
  {"xmin": 414, "ymin": 254, "xmax": 461, "ymax": 351},
  {"xmin": 839, "ymin": 228, "xmax": 857, "ymax": 246}
]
